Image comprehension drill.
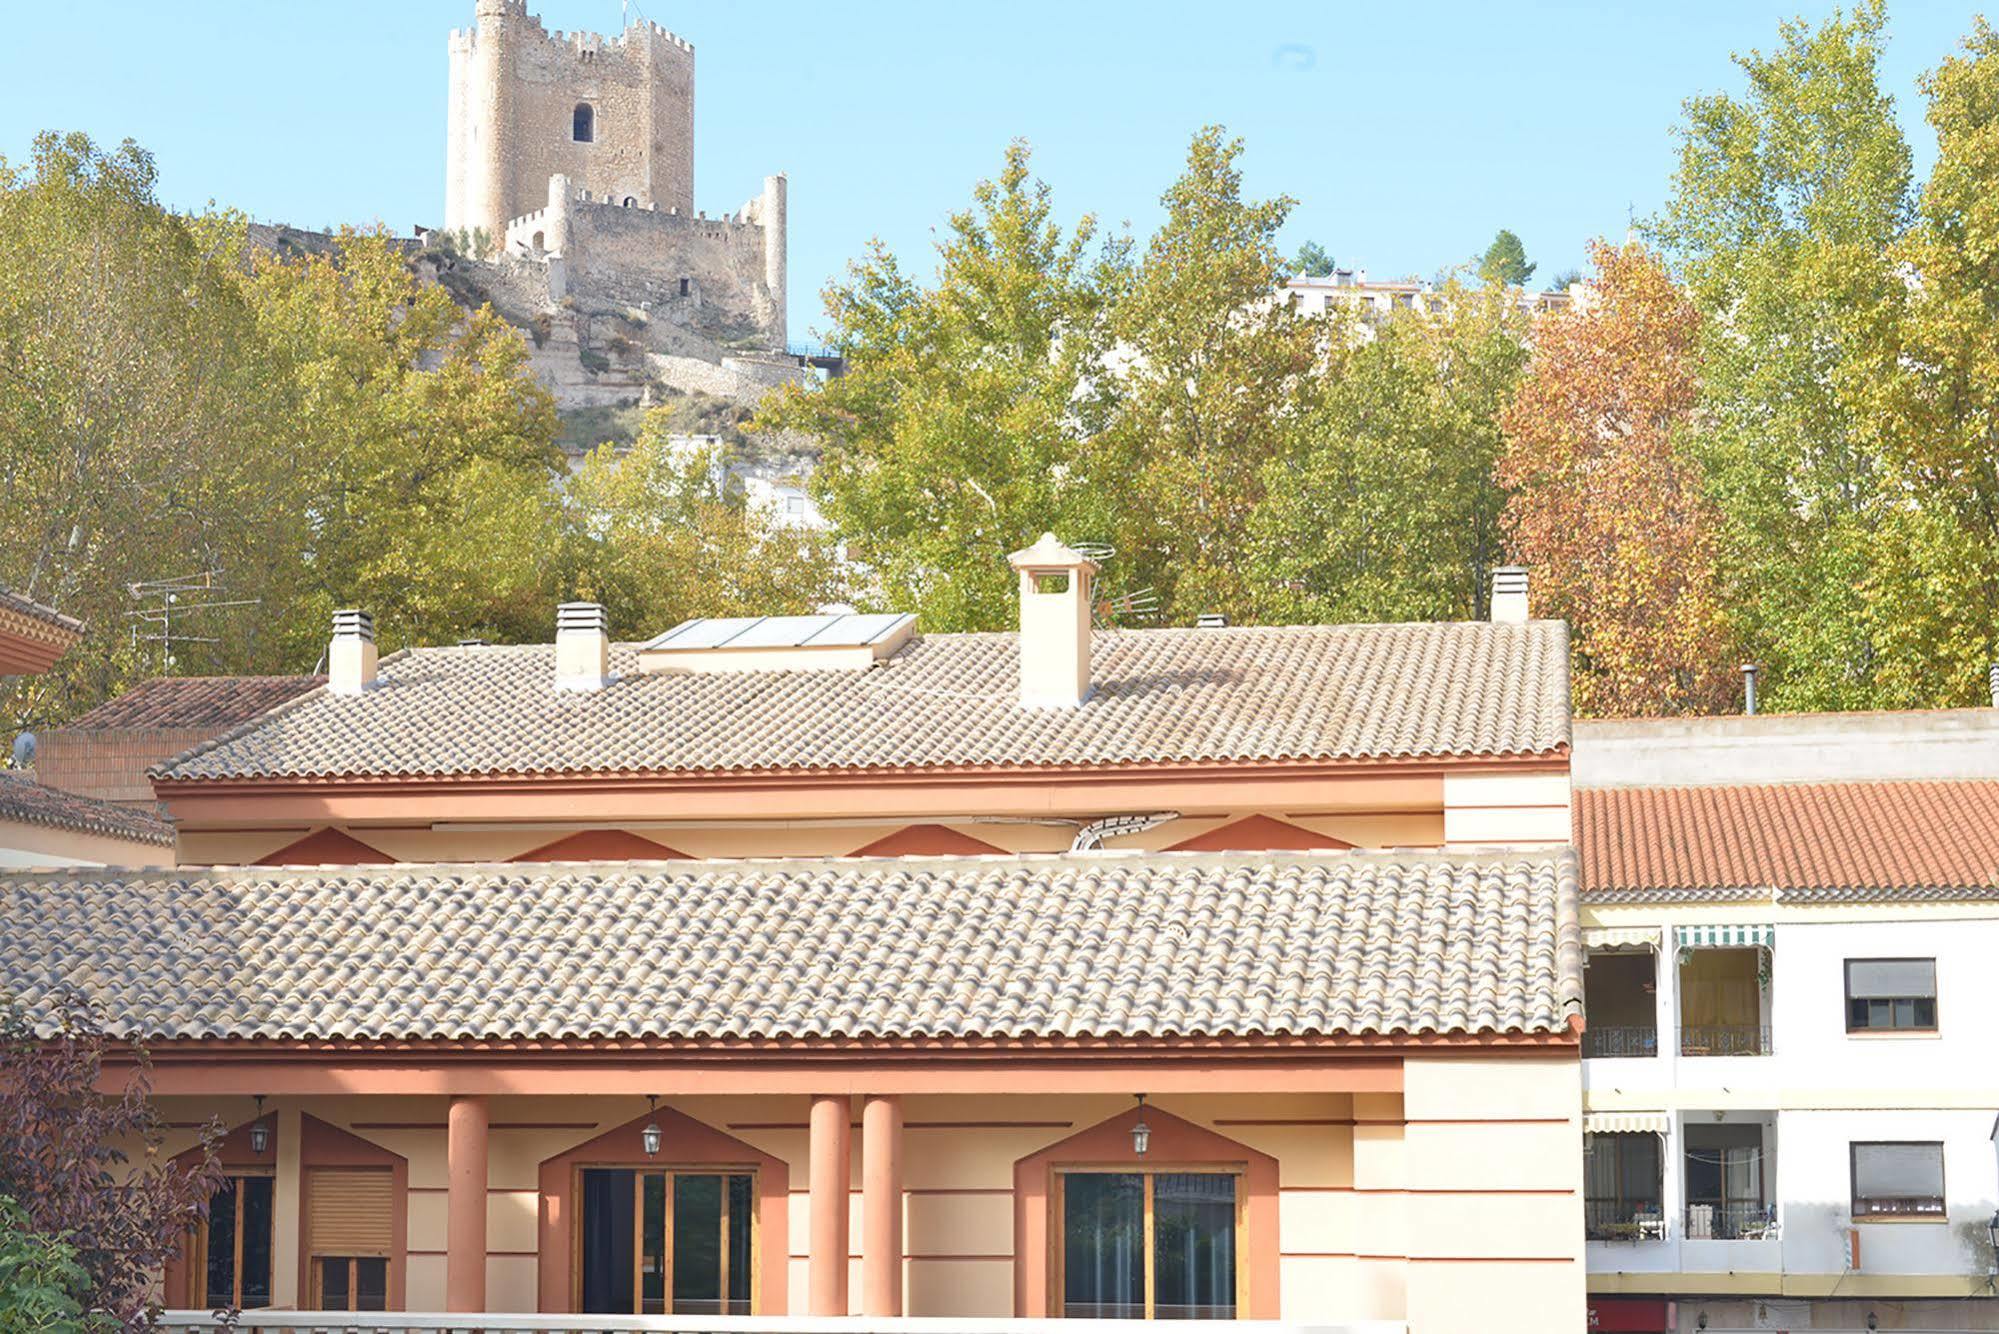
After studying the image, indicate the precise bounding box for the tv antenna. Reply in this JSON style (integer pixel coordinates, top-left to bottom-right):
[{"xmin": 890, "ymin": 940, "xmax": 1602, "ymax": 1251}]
[
  {"xmin": 124, "ymin": 571, "xmax": 260, "ymax": 673},
  {"xmin": 1073, "ymin": 542, "xmax": 1159, "ymax": 628}
]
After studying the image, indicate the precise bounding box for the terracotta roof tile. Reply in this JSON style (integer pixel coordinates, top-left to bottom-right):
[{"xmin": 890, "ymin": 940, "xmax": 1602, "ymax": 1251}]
[
  {"xmin": 64, "ymin": 675, "xmax": 323, "ymax": 730},
  {"xmin": 1576, "ymin": 780, "xmax": 1999, "ymax": 902},
  {"xmin": 0, "ymin": 850, "xmax": 1580, "ymax": 1042},
  {"xmin": 0, "ymin": 587, "xmax": 82, "ymax": 635},
  {"xmin": 155, "ymin": 622, "xmax": 1570, "ymax": 782},
  {"xmin": 0, "ymin": 775, "xmax": 174, "ymax": 847}
]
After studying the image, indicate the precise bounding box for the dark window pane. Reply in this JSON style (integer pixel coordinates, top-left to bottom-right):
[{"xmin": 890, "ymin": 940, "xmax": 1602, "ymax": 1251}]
[
  {"xmin": 239, "ymin": 1177, "xmax": 273, "ymax": 1308},
  {"xmin": 726, "ymin": 1175, "xmax": 754, "ymax": 1314},
  {"xmin": 205, "ymin": 1179, "xmax": 237, "ymax": 1306},
  {"xmin": 355, "ymin": 1257, "xmax": 388, "ymax": 1312},
  {"xmin": 1154, "ymin": 1173, "xmax": 1236, "ymax": 1319},
  {"xmin": 320, "ymin": 1258, "xmax": 350, "ymax": 1311},
  {"xmin": 1913, "ymin": 998, "xmax": 1936, "ymax": 1028},
  {"xmin": 1063, "ymin": 1173, "xmax": 1144, "ymax": 1319},
  {"xmin": 1848, "ymin": 997, "xmax": 1869, "ymax": 1028},
  {"xmin": 673, "ymin": 1174, "xmax": 723, "ymax": 1314},
  {"xmin": 641, "ymin": 1174, "xmax": 667, "ymax": 1314},
  {"xmin": 580, "ymin": 1169, "xmax": 636, "ymax": 1314}
]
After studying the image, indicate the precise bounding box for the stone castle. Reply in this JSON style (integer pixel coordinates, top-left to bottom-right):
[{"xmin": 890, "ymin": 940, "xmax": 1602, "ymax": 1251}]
[{"xmin": 430, "ymin": 0, "xmax": 806, "ymax": 426}]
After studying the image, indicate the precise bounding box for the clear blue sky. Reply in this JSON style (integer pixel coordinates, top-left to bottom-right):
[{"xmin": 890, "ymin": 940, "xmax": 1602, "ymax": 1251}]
[{"xmin": 0, "ymin": 2, "xmax": 1981, "ymax": 337}]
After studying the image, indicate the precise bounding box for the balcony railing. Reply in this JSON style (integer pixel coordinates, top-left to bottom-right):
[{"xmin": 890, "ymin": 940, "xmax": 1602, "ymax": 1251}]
[
  {"xmin": 1679, "ymin": 1024, "xmax": 1771, "ymax": 1056},
  {"xmin": 1585, "ymin": 1199, "xmax": 1667, "ymax": 1241},
  {"xmin": 1684, "ymin": 1201, "xmax": 1780, "ymax": 1240},
  {"xmin": 158, "ymin": 1316, "xmax": 1393, "ymax": 1334},
  {"xmin": 1582, "ymin": 1026, "xmax": 1658, "ymax": 1058}
]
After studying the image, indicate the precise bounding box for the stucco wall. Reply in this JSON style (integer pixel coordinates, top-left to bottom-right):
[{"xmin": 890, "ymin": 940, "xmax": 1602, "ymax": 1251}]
[
  {"xmin": 0, "ymin": 816, "xmax": 168, "ymax": 869},
  {"xmin": 143, "ymin": 1063, "xmax": 1582, "ymax": 1328},
  {"xmin": 172, "ymin": 808, "xmax": 1451, "ymax": 867}
]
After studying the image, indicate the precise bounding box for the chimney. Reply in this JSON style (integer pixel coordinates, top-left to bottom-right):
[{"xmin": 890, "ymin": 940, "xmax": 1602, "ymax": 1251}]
[
  {"xmin": 556, "ymin": 602, "xmax": 611, "ymax": 691},
  {"xmin": 1008, "ymin": 532, "xmax": 1097, "ymax": 709},
  {"xmin": 1742, "ymin": 663, "xmax": 1759, "ymax": 715},
  {"xmin": 328, "ymin": 609, "xmax": 377, "ymax": 695},
  {"xmin": 1490, "ymin": 566, "xmax": 1530, "ymax": 624}
]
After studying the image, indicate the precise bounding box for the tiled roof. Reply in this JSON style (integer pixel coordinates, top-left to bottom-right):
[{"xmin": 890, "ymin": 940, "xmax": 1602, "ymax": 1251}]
[
  {"xmin": 1576, "ymin": 780, "xmax": 1999, "ymax": 902},
  {"xmin": 64, "ymin": 675, "xmax": 323, "ymax": 730},
  {"xmin": 0, "ymin": 774, "xmax": 174, "ymax": 847},
  {"xmin": 155, "ymin": 622, "xmax": 1570, "ymax": 782},
  {"xmin": 0, "ymin": 587, "xmax": 83, "ymax": 635},
  {"xmin": 0, "ymin": 850, "xmax": 1580, "ymax": 1042}
]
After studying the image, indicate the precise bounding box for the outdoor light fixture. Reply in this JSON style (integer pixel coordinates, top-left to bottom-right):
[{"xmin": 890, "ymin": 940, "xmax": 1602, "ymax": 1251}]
[
  {"xmin": 248, "ymin": 1096, "xmax": 270, "ymax": 1156},
  {"xmin": 641, "ymin": 1095, "xmax": 662, "ymax": 1158},
  {"xmin": 1130, "ymin": 1094, "xmax": 1151, "ymax": 1156}
]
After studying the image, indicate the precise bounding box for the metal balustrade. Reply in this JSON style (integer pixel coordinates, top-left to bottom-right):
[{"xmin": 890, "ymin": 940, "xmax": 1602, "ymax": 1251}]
[
  {"xmin": 1678, "ymin": 1024, "xmax": 1771, "ymax": 1057},
  {"xmin": 1581, "ymin": 1025, "xmax": 1658, "ymax": 1058}
]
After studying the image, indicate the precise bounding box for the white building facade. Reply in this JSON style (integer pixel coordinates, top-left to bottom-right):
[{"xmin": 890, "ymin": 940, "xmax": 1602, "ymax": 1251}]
[{"xmin": 1574, "ymin": 710, "xmax": 1999, "ymax": 1333}]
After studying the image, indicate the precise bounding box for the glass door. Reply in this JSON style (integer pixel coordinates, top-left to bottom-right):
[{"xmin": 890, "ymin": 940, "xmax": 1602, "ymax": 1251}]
[
  {"xmin": 1060, "ymin": 1169, "xmax": 1238, "ymax": 1319},
  {"xmin": 579, "ymin": 1168, "xmax": 753, "ymax": 1314}
]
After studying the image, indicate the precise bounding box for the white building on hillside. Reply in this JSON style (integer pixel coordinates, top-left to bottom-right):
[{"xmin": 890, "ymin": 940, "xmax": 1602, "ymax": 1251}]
[
  {"xmin": 1281, "ymin": 268, "xmax": 1575, "ymax": 321},
  {"xmin": 1572, "ymin": 706, "xmax": 1999, "ymax": 1334}
]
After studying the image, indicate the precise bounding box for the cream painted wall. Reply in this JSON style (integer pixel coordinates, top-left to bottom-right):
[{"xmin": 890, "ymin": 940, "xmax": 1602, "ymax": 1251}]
[
  {"xmin": 142, "ymin": 1071, "xmax": 1582, "ymax": 1330},
  {"xmin": 1441, "ymin": 771, "xmax": 1572, "ymax": 850},
  {"xmin": 174, "ymin": 808, "xmax": 1450, "ymax": 867},
  {"xmin": 0, "ymin": 816, "xmax": 170, "ymax": 869}
]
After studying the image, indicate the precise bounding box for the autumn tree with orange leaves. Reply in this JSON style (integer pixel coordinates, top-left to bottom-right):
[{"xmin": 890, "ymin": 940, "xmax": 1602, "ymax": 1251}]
[{"xmin": 1499, "ymin": 241, "xmax": 1737, "ymax": 717}]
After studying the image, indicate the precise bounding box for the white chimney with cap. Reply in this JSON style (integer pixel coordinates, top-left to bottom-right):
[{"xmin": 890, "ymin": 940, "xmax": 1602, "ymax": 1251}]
[
  {"xmin": 556, "ymin": 602, "xmax": 611, "ymax": 691},
  {"xmin": 1490, "ymin": 566, "xmax": 1530, "ymax": 624},
  {"xmin": 1008, "ymin": 532, "xmax": 1097, "ymax": 709},
  {"xmin": 328, "ymin": 609, "xmax": 377, "ymax": 695}
]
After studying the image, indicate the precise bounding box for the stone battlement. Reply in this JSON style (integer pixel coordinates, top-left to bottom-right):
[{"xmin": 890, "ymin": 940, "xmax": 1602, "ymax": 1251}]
[{"xmin": 451, "ymin": 4, "xmax": 690, "ymax": 57}]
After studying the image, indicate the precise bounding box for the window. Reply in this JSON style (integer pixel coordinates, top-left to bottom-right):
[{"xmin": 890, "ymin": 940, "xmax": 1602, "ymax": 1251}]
[
  {"xmin": 577, "ymin": 1169, "xmax": 754, "ymax": 1314},
  {"xmin": 573, "ymin": 103, "xmax": 595, "ymax": 143},
  {"xmin": 196, "ymin": 1173, "xmax": 275, "ymax": 1308},
  {"xmin": 1582, "ymin": 951, "xmax": 1658, "ymax": 1057},
  {"xmin": 1058, "ymin": 1169, "xmax": 1238, "ymax": 1319},
  {"xmin": 1584, "ymin": 1133, "xmax": 1663, "ymax": 1240},
  {"xmin": 1846, "ymin": 959, "xmax": 1936, "ymax": 1032},
  {"xmin": 1683, "ymin": 1124, "xmax": 1771, "ymax": 1239},
  {"xmin": 678, "ymin": 277, "xmax": 691, "ymax": 297},
  {"xmin": 1851, "ymin": 1142, "xmax": 1945, "ymax": 1219},
  {"xmin": 623, "ymin": 196, "xmax": 637, "ymax": 207},
  {"xmin": 1679, "ymin": 947, "xmax": 1768, "ymax": 1055},
  {"xmin": 307, "ymin": 1166, "xmax": 393, "ymax": 1310},
  {"xmin": 784, "ymin": 494, "xmax": 807, "ymax": 517}
]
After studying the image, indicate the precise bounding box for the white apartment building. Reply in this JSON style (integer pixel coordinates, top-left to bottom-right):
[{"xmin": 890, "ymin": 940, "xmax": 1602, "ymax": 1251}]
[
  {"xmin": 1280, "ymin": 267, "xmax": 1575, "ymax": 321},
  {"xmin": 1572, "ymin": 708, "xmax": 1999, "ymax": 1333}
]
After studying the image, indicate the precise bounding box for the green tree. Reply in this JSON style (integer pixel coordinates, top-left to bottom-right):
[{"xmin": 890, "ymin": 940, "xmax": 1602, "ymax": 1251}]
[
  {"xmin": 1478, "ymin": 229, "xmax": 1537, "ymax": 286},
  {"xmin": 1097, "ymin": 126, "xmax": 1320, "ymax": 618},
  {"xmin": 0, "ymin": 133, "xmax": 289, "ymax": 734},
  {"xmin": 566, "ymin": 415, "xmax": 845, "ymax": 637},
  {"xmin": 1839, "ymin": 18, "xmax": 1999, "ymax": 704},
  {"xmin": 754, "ymin": 140, "xmax": 1125, "ymax": 629},
  {"xmin": 1246, "ymin": 280, "xmax": 1528, "ymax": 623},
  {"xmin": 1290, "ymin": 239, "xmax": 1336, "ymax": 277},
  {"xmin": 0, "ymin": 1199, "xmax": 104, "ymax": 1334},
  {"xmin": 1652, "ymin": 0, "xmax": 1913, "ymax": 709}
]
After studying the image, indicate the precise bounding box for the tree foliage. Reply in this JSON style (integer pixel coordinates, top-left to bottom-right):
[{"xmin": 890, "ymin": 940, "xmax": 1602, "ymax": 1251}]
[
  {"xmin": 1290, "ymin": 239, "xmax": 1336, "ymax": 277},
  {"xmin": 1478, "ymin": 229, "xmax": 1537, "ymax": 286},
  {"xmin": 0, "ymin": 990, "xmax": 223, "ymax": 1326},
  {"xmin": 0, "ymin": 1198, "xmax": 106, "ymax": 1334},
  {"xmin": 1500, "ymin": 242, "xmax": 1738, "ymax": 716},
  {"xmin": 1653, "ymin": 0, "xmax": 1914, "ymax": 709}
]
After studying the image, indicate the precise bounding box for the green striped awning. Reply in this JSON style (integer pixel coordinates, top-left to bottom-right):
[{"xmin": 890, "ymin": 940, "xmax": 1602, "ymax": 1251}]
[{"xmin": 1675, "ymin": 924, "xmax": 1775, "ymax": 950}]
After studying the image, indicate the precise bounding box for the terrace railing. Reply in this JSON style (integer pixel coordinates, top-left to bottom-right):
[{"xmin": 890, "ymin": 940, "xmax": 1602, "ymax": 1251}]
[
  {"xmin": 1581, "ymin": 1026, "xmax": 1658, "ymax": 1058},
  {"xmin": 1678, "ymin": 1024, "xmax": 1771, "ymax": 1057}
]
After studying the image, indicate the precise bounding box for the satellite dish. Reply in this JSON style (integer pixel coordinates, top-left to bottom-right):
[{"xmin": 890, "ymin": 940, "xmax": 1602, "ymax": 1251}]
[{"xmin": 11, "ymin": 732, "xmax": 35, "ymax": 769}]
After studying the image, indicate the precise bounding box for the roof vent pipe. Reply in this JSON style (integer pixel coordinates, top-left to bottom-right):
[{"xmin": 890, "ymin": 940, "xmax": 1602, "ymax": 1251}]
[
  {"xmin": 1742, "ymin": 663, "xmax": 1759, "ymax": 716},
  {"xmin": 556, "ymin": 602, "xmax": 611, "ymax": 691},
  {"xmin": 1490, "ymin": 566, "xmax": 1529, "ymax": 624},
  {"xmin": 1989, "ymin": 663, "xmax": 1998, "ymax": 708},
  {"xmin": 1008, "ymin": 533, "xmax": 1097, "ymax": 709},
  {"xmin": 328, "ymin": 609, "xmax": 377, "ymax": 696}
]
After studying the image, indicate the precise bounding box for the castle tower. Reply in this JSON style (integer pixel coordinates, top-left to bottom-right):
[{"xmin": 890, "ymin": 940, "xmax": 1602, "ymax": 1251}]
[{"xmin": 445, "ymin": 0, "xmax": 695, "ymax": 239}]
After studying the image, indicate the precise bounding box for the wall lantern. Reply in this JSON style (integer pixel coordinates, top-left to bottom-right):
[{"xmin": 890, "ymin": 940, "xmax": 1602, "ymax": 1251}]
[
  {"xmin": 641, "ymin": 1095, "xmax": 662, "ymax": 1158},
  {"xmin": 1130, "ymin": 1094, "xmax": 1151, "ymax": 1156},
  {"xmin": 248, "ymin": 1096, "xmax": 270, "ymax": 1156}
]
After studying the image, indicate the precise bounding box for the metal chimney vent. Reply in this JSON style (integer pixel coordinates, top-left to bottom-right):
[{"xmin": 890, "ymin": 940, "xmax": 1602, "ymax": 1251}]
[
  {"xmin": 1742, "ymin": 664, "xmax": 1759, "ymax": 716},
  {"xmin": 332, "ymin": 608, "xmax": 375, "ymax": 642},
  {"xmin": 1197, "ymin": 613, "xmax": 1229, "ymax": 629}
]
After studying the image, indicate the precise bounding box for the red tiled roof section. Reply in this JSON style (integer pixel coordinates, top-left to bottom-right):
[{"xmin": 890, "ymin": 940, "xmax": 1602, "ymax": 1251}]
[
  {"xmin": 65, "ymin": 676, "xmax": 323, "ymax": 730},
  {"xmin": 1576, "ymin": 780, "xmax": 1999, "ymax": 896}
]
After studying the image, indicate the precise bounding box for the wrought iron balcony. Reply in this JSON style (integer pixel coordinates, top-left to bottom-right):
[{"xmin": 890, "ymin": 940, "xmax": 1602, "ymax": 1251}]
[
  {"xmin": 1678, "ymin": 1024, "xmax": 1771, "ymax": 1056},
  {"xmin": 1582, "ymin": 1025, "xmax": 1659, "ymax": 1058}
]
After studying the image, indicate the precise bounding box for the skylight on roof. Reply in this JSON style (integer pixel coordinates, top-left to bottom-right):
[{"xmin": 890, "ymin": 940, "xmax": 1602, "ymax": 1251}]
[{"xmin": 637, "ymin": 613, "xmax": 916, "ymax": 674}]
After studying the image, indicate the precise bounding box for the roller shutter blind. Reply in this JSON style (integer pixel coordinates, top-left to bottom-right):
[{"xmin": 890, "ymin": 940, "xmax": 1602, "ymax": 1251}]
[{"xmin": 307, "ymin": 1168, "xmax": 393, "ymax": 1256}]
